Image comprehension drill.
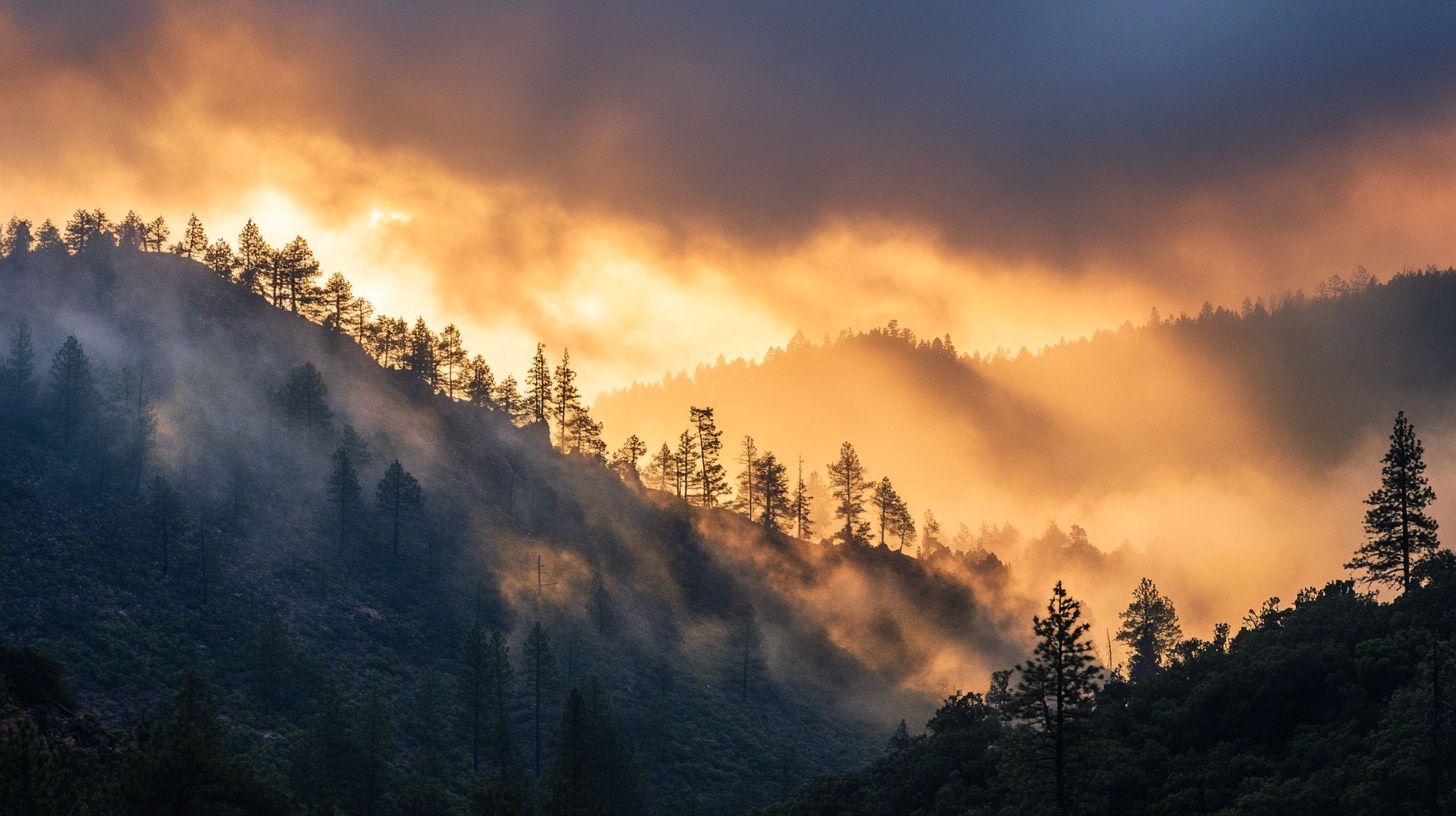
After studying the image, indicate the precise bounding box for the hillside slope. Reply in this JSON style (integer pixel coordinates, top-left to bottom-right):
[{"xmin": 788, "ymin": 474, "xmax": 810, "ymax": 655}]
[
  {"xmin": 595, "ymin": 272, "xmax": 1456, "ymax": 630},
  {"xmin": 0, "ymin": 245, "xmax": 1027, "ymax": 813}
]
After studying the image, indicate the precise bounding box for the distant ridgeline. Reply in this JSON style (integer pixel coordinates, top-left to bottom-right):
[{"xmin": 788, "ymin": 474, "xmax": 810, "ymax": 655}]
[{"xmin": 0, "ymin": 212, "xmax": 1025, "ymax": 814}]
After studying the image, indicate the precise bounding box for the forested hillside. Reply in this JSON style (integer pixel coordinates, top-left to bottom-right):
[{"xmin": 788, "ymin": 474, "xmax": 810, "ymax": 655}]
[
  {"xmin": 0, "ymin": 215, "xmax": 1027, "ymax": 814},
  {"xmin": 595, "ymin": 270, "xmax": 1456, "ymax": 632}
]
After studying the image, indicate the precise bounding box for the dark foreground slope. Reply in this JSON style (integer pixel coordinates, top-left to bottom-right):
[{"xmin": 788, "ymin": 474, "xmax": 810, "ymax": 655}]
[
  {"xmin": 758, "ymin": 567, "xmax": 1456, "ymax": 816},
  {"xmin": 0, "ymin": 246, "xmax": 1024, "ymax": 814}
]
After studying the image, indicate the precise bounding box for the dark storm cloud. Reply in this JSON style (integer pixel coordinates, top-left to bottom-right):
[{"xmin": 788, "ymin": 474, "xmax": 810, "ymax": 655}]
[
  {"xmin": 206, "ymin": 1, "xmax": 1456, "ymax": 264},
  {"xmin": 9, "ymin": 1, "xmax": 1456, "ymax": 279}
]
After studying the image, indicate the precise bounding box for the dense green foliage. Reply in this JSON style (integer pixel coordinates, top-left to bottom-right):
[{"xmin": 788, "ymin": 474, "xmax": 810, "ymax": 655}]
[
  {"xmin": 759, "ymin": 565, "xmax": 1456, "ymax": 815},
  {"xmin": 0, "ymin": 222, "xmax": 1031, "ymax": 814}
]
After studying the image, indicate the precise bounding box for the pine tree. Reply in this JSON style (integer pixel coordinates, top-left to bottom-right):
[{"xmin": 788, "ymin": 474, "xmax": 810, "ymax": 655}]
[
  {"xmin": 436, "ymin": 324, "xmax": 467, "ymax": 399},
  {"xmin": 203, "ymin": 239, "xmax": 236, "ymax": 281},
  {"xmin": 872, "ymin": 477, "xmax": 903, "ymax": 548},
  {"xmin": 690, "ymin": 406, "xmax": 727, "ymax": 506},
  {"xmin": 646, "ymin": 443, "xmax": 674, "ymax": 492},
  {"xmin": 464, "ymin": 355, "xmax": 496, "ymax": 409},
  {"xmin": 792, "ymin": 456, "xmax": 813, "ymax": 540},
  {"xmin": 145, "ymin": 216, "xmax": 169, "ymax": 253},
  {"xmin": 1347, "ymin": 411, "xmax": 1440, "ymax": 591},
  {"xmin": 2, "ymin": 318, "xmax": 36, "ymax": 423},
  {"xmin": 494, "ymin": 374, "xmax": 526, "ymax": 424},
  {"xmin": 235, "ymin": 219, "xmax": 271, "ymax": 295},
  {"xmin": 181, "ymin": 214, "xmax": 207, "ymax": 259},
  {"xmin": 755, "ymin": 451, "xmax": 789, "ymax": 533},
  {"xmin": 1115, "ymin": 578, "xmax": 1182, "ymax": 682},
  {"xmin": 522, "ymin": 622, "xmax": 559, "ymax": 779},
  {"xmin": 405, "ymin": 319, "xmax": 438, "ymax": 386},
  {"xmin": 612, "ymin": 435, "xmax": 648, "ymax": 480},
  {"xmin": 525, "ymin": 343, "xmax": 553, "ymax": 424},
  {"xmin": 485, "ymin": 630, "xmax": 518, "ymax": 775},
  {"xmin": 566, "ymin": 406, "xmax": 606, "ymax": 460},
  {"xmin": 545, "ymin": 681, "xmax": 643, "ymax": 816},
  {"xmin": 33, "ymin": 220, "xmax": 64, "ymax": 255},
  {"xmin": 1, "ymin": 216, "xmax": 34, "ymax": 258},
  {"xmin": 553, "ymin": 349, "xmax": 582, "ymax": 449},
  {"xmin": 1012, "ymin": 581, "xmax": 1101, "ymax": 814},
  {"xmin": 321, "ymin": 272, "xmax": 354, "ymax": 331},
  {"xmin": 49, "ymin": 335, "xmax": 96, "ymax": 457},
  {"xmin": 375, "ymin": 460, "xmax": 423, "ymax": 559},
  {"xmin": 920, "ymin": 510, "xmax": 946, "ymax": 558},
  {"xmin": 734, "ymin": 435, "xmax": 760, "ymax": 520},
  {"xmin": 277, "ymin": 362, "xmax": 332, "ymax": 440},
  {"xmin": 328, "ymin": 446, "xmax": 362, "ymax": 558},
  {"xmin": 889, "ymin": 497, "xmax": 916, "ymax": 552},
  {"xmin": 675, "ymin": 431, "xmax": 699, "ymax": 500},
  {"xmin": 63, "ymin": 209, "xmax": 112, "ymax": 254},
  {"xmin": 827, "ymin": 442, "xmax": 870, "ymax": 547},
  {"xmin": 116, "ymin": 210, "xmax": 147, "ymax": 251},
  {"xmin": 0, "ymin": 717, "xmax": 75, "ymax": 816}
]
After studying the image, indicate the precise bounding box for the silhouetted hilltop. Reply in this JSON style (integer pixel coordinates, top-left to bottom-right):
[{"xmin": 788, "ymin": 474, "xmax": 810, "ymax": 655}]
[{"xmin": 0, "ymin": 243, "xmax": 1026, "ymax": 813}]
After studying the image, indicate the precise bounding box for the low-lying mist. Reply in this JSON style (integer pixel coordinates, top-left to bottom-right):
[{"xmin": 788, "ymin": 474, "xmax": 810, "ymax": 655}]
[{"xmin": 595, "ymin": 272, "xmax": 1456, "ymax": 653}]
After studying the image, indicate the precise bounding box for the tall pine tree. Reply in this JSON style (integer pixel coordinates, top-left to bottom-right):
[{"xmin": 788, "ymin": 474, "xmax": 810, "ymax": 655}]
[{"xmin": 1347, "ymin": 411, "xmax": 1439, "ymax": 591}]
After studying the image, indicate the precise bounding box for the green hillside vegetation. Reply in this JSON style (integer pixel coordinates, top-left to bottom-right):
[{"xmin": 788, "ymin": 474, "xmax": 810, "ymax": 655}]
[{"xmin": 0, "ymin": 212, "xmax": 1023, "ymax": 814}]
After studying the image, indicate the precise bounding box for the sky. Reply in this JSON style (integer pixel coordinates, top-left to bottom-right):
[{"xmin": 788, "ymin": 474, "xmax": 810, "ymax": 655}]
[{"xmin": 6, "ymin": 1, "xmax": 1456, "ymax": 394}]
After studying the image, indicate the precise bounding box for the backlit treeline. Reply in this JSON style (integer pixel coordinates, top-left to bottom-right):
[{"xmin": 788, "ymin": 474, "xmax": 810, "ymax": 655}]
[{"xmin": 4, "ymin": 209, "xmax": 934, "ymax": 551}]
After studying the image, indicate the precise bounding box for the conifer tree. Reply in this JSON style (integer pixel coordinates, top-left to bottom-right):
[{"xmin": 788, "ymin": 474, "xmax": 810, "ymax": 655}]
[
  {"xmin": 436, "ymin": 324, "xmax": 467, "ymax": 399},
  {"xmin": 328, "ymin": 446, "xmax": 362, "ymax": 558},
  {"xmin": 734, "ymin": 435, "xmax": 760, "ymax": 520},
  {"xmin": 116, "ymin": 210, "xmax": 147, "ymax": 251},
  {"xmin": 920, "ymin": 510, "xmax": 946, "ymax": 558},
  {"xmin": 1012, "ymin": 581, "xmax": 1101, "ymax": 814},
  {"xmin": 34, "ymin": 219, "xmax": 64, "ymax": 255},
  {"xmin": 792, "ymin": 457, "xmax": 814, "ymax": 540},
  {"xmin": 277, "ymin": 362, "xmax": 332, "ymax": 440},
  {"xmin": 546, "ymin": 682, "xmax": 643, "ymax": 816},
  {"xmin": 63, "ymin": 209, "xmax": 112, "ymax": 254},
  {"xmin": 181, "ymin": 214, "xmax": 207, "ymax": 259},
  {"xmin": 235, "ymin": 219, "xmax": 271, "ymax": 295},
  {"xmin": 872, "ymin": 477, "xmax": 904, "ymax": 548},
  {"xmin": 376, "ymin": 460, "xmax": 424, "ymax": 559},
  {"xmin": 827, "ymin": 442, "xmax": 870, "ymax": 546},
  {"xmin": 2, "ymin": 318, "xmax": 36, "ymax": 423},
  {"xmin": 889, "ymin": 499, "xmax": 916, "ymax": 552},
  {"xmin": 646, "ymin": 443, "xmax": 674, "ymax": 491},
  {"xmin": 1115, "ymin": 578, "xmax": 1182, "ymax": 682},
  {"xmin": 203, "ymin": 239, "xmax": 236, "ymax": 281},
  {"xmin": 612, "ymin": 435, "xmax": 648, "ymax": 480},
  {"xmin": 321, "ymin": 272, "xmax": 353, "ymax": 330},
  {"xmin": 464, "ymin": 355, "xmax": 496, "ymax": 409},
  {"xmin": 755, "ymin": 451, "xmax": 790, "ymax": 533},
  {"xmin": 553, "ymin": 349, "xmax": 582, "ymax": 449},
  {"xmin": 49, "ymin": 335, "xmax": 96, "ymax": 457},
  {"xmin": 145, "ymin": 216, "xmax": 170, "ymax": 253},
  {"xmin": 690, "ymin": 406, "xmax": 727, "ymax": 506},
  {"xmin": 675, "ymin": 431, "xmax": 699, "ymax": 500},
  {"xmin": 1, "ymin": 216, "xmax": 33, "ymax": 258},
  {"xmin": 566, "ymin": 406, "xmax": 607, "ymax": 460},
  {"xmin": 405, "ymin": 318, "xmax": 438, "ymax": 386},
  {"xmin": 485, "ymin": 630, "xmax": 518, "ymax": 774},
  {"xmin": 522, "ymin": 622, "xmax": 559, "ymax": 779},
  {"xmin": 1347, "ymin": 411, "xmax": 1440, "ymax": 591},
  {"xmin": 494, "ymin": 374, "xmax": 526, "ymax": 424},
  {"xmin": 526, "ymin": 343, "xmax": 553, "ymax": 424}
]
